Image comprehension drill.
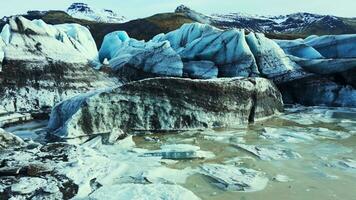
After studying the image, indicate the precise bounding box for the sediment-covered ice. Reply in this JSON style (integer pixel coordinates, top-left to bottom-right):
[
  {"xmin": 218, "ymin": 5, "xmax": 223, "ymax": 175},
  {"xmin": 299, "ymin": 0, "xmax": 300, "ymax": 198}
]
[
  {"xmin": 57, "ymin": 136, "xmax": 196, "ymax": 198},
  {"xmin": 235, "ymin": 144, "xmax": 301, "ymax": 161},
  {"xmin": 47, "ymin": 77, "xmax": 283, "ymax": 143},
  {"xmin": 0, "ymin": 16, "xmax": 116, "ymax": 113},
  {"xmin": 261, "ymin": 126, "xmax": 351, "ymax": 143},
  {"xmin": 199, "ymin": 164, "xmax": 268, "ymax": 192},
  {"xmin": 261, "ymin": 127, "xmax": 314, "ymax": 143},
  {"xmin": 0, "ymin": 128, "xmax": 24, "ymax": 149}
]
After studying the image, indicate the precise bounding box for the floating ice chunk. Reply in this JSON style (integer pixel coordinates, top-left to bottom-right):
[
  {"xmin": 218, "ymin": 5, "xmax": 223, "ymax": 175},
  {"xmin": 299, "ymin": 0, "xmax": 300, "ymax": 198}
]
[
  {"xmin": 143, "ymin": 167, "xmax": 194, "ymax": 184},
  {"xmin": 199, "ymin": 164, "xmax": 268, "ymax": 192},
  {"xmin": 89, "ymin": 183, "xmax": 201, "ymax": 200},
  {"xmin": 143, "ymin": 144, "xmax": 215, "ymax": 160},
  {"xmin": 261, "ymin": 127, "xmax": 351, "ymax": 143},
  {"xmin": 261, "ymin": 127, "xmax": 314, "ymax": 143},
  {"xmin": 338, "ymin": 121, "xmax": 356, "ymax": 133},
  {"xmin": 235, "ymin": 144, "xmax": 301, "ymax": 161},
  {"xmin": 310, "ymin": 166, "xmax": 339, "ymax": 180},
  {"xmin": 279, "ymin": 107, "xmax": 339, "ymax": 125},
  {"xmin": 273, "ymin": 174, "xmax": 293, "ymax": 182},
  {"xmin": 338, "ymin": 159, "xmax": 356, "ymax": 169}
]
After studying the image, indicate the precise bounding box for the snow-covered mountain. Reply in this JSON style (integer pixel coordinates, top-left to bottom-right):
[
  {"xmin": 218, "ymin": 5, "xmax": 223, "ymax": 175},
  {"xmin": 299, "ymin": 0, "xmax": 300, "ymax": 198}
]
[
  {"xmin": 175, "ymin": 5, "xmax": 356, "ymax": 35},
  {"xmin": 211, "ymin": 12, "xmax": 349, "ymax": 33},
  {"xmin": 67, "ymin": 3, "xmax": 127, "ymax": 23}
]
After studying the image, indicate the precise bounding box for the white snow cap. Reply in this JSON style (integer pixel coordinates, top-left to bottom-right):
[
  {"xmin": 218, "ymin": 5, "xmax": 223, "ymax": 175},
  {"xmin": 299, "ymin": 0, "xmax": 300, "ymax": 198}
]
[{"xmin": 67, "ymin": 3, "xmax": 127, "ymax": 23}]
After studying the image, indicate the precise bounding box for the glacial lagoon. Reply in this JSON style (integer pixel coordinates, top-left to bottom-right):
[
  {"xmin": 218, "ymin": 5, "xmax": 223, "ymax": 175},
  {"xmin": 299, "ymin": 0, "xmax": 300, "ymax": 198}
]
[{"xmin": 5, "ymin": 106, "xmax": 356, "ymax": 200}]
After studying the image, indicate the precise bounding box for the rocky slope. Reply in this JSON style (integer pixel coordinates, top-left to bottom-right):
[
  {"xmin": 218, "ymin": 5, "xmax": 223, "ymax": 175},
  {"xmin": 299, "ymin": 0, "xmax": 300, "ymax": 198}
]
[
  {"xmin": 0, "ymin": 16, "xmax": 116, "ymax": 113},
  {"xmin": 47, "ymin": 77, "xmax": 283, "ymax": 144},
  {"xmin": 67, "ymin": 3, "xmax": 127, "ymax": 23}
]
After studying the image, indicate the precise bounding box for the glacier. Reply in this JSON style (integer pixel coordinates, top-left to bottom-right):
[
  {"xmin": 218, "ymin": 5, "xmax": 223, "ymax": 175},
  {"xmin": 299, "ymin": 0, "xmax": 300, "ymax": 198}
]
[
  {"xmin": 99, "ymin": 31, "xmax": 183, "ymax": 81},
  {"xmin": 0, "ymin": 16, "xmax": 116, "ymax": 113},
  {"xmin": 3, "ymin": 16, "xmax": 98, "ymax": 62},
  {"xmin": 153, "ymin": 23, "xmax": 260, "ymax": 77},
  {"xmin": 100, "ymin": 23, "xmax": 304, "ymax": 82},
  {"xmin": 277, "ymin": 34, "xmax": 356, "ymax": 107},
  {"xmin": 305, "ymin": 34, "xmax": 356, "ymax": 59}
]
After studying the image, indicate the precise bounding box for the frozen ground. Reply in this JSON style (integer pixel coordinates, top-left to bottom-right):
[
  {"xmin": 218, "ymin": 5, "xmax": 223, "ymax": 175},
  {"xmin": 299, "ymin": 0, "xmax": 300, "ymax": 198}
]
[{"xmin": 1, "ymin": 106, "xmax": 356, "ymax": 200}]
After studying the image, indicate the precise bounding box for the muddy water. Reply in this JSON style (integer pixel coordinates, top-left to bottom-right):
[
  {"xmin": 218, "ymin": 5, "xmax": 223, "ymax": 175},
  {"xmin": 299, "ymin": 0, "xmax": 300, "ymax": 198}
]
[
  {"xmin": 7, "ymin": 106, "xmax": 356, "ymax": 200},
  {"xmin": 134, "ymin": 106, "xmax": 356, "ymax": 200}
]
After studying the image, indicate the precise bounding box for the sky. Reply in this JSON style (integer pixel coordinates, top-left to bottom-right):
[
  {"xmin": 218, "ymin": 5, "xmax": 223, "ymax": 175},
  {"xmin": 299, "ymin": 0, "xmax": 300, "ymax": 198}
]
[{"xmin": 1, "ymin": 0, "xmax": 356, "ymax": 19}]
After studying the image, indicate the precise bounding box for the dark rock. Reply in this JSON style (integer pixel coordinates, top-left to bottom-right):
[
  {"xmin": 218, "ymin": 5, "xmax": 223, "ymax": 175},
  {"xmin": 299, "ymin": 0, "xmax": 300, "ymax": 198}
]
[{"xmin": 0, "ymin": 128, "xmax": 24, "ymax": 149}]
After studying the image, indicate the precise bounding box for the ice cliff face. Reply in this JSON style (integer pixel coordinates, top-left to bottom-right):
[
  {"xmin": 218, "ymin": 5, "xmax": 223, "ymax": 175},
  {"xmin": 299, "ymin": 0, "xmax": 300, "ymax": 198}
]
[
  {"xmin": 67, "ymin": 3, "xmax": 127, "ymax": 23},
  {"xmin": 99, "ymin": 23, "xmax": 302, "ymax": 82},
  {"xmin": 98, "ymin": 31, "xmax": 183, "ymax": 81},
  {"xmin": 0, "ymin": 17, "xmax": 116, "ymax": 113},
  {"xmin": 276, "ymin": 35, "xmax": 356, "ymax": 107},
  {"xmin": 48, "ymin": 77, "xmax": 283, "ymax": 144}
]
